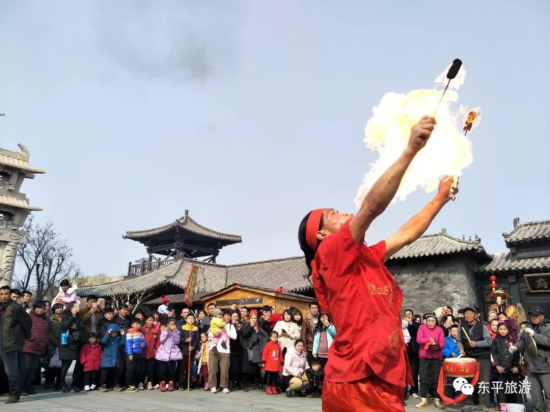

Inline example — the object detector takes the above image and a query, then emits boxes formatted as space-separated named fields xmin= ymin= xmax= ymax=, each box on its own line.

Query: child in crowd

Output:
xmin=100 ymin=324 xmax=125 ymax=392
xmin=158 ymin=296 xmax=170 ymax=316
xmin=491 ymin=321 xmax=522 ymax=408
xmin=125 ymin=318 xmax=146 ymax=392
xmin=442 ymin=324 xmax=460 ymax=400
xmin=195 ymin=332 xmax=210 ymax=390
xmin=156 ymin=320 xmax=182 ymax=392
xmin=262 ymin=331 xmax=283 ymax=395
xmin=80 ymin=332 xmax=102 ymax=391
xmin=209 ymin=309 xmax=227 ymax=350
xmin=140 ymin=315 xmax=160 ymax=390
xmin=53 ymin=280 xmax=78 ymax=309
xmin=305 ymin=358 xmax=324 ymax=398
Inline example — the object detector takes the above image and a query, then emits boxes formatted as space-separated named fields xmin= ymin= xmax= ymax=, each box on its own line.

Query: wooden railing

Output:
xmin=127 ymin=259 xmax=177 ymax=277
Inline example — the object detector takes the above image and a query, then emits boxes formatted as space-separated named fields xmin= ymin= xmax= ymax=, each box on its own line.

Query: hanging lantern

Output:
xmin=489 ymin=275 xmax=497 ymax=282
xmin=489 ymin=274 xmax=497 ymax=293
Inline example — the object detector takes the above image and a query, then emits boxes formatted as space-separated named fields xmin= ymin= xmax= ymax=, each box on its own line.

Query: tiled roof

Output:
xmin=503 ymin=218 xmax=550 ymax=246
xmin=0 ymin=194 xmax=42 ymax=211
xmin=0 ymin=144 xmax=46 ymax=174
xmin=389 ymin=229 xmax=489 ymax=260
xmin=480 ymin=253 xmax=550 ymax=273
xmin=123 ymin=210 xmax=242 ymax=244
xmin=79 ymin=255 xmax=310 ymax=297
xmin=227 ymin=258 xmax=311 ymax=293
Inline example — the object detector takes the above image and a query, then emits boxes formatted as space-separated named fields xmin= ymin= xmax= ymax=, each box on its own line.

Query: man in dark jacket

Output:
xmin=0 ymin=285 xmax=32 ymax=404
xmin=511 ymin=306 xmax=550 ymax=412
xmin=19 ymin=302 xmax=50 ymax=395
xmin=300 ymin=302 xmax=319 ymax=364
xmin=404 ymin=309 xmax=420 ymax=398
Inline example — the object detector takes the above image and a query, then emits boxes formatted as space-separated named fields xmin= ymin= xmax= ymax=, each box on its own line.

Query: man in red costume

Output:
xmin=298 ymin=115 xmax=459 ymax=411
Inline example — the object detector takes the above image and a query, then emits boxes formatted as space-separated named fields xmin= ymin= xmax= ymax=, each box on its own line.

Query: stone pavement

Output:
xmin=0 ymin=387 xmax=452 ymax=412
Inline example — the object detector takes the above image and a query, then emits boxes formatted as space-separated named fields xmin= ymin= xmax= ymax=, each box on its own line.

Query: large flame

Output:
xmin=354 ymin=63 xmax=481 ymax=208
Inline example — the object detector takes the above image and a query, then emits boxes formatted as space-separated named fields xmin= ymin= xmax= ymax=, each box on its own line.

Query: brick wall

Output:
xmin=387 ymin=255 xmax=482 ymax=316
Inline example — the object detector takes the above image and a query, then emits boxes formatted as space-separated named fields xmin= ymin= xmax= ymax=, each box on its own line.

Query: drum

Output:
xmin=443 ymin=357 xmax=478 ymax=378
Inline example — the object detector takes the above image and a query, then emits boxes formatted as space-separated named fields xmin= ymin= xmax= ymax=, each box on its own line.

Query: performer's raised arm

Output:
xmin=349 ymin=115 xmax=436 ymax=242
xmin=383 ymin=176 xmax=458 ymax=261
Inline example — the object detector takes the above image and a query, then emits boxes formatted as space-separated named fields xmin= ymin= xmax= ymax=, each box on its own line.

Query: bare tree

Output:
xmin=106 ymin=286 xmax=153 ymax=314
xmin=15 ymin=218 xmax=80 ymax=301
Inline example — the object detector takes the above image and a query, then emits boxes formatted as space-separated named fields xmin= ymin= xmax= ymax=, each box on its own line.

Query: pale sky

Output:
xmin=1 ymin=1 xmax=549 ymax=277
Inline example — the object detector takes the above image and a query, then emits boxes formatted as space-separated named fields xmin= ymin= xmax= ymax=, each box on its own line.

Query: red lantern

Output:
xmin=489 ymin=275 xmax=497 ymax=282
xmin=490 ymin=282 xmax=497 ymax=289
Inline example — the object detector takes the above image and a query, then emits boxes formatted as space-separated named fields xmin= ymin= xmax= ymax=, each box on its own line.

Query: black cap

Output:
xmin=462 ymin=306 xmax=478 ymax=314
xmin=89 ymin=332 xmax=98 ymax=339
xmin=528 ymin=306 xmax=544 ymax=316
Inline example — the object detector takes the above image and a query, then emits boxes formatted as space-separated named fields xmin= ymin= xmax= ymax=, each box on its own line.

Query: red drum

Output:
xmin=443 ymin=358 xmax=477 ymax=378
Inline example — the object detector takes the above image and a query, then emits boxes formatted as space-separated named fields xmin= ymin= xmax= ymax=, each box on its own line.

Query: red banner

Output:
xmin=184 ymin=265 xmax=199 ymax=306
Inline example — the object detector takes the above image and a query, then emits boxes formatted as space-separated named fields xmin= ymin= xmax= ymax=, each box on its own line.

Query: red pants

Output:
xmin=322 ymin=376 xmax=405 ymax=412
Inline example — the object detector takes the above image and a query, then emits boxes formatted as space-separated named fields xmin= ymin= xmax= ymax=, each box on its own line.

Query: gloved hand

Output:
xmin=509 ymin=345 xmax=518 ymax=353
xmin=524 ymin=327 xmax=535 ymax=336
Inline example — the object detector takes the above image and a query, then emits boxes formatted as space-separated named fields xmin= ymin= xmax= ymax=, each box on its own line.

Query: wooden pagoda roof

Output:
xmin=122 ymin=210 xmax=242 ymax=245
xmin=503 ymin=218 xmax=550 ymax=247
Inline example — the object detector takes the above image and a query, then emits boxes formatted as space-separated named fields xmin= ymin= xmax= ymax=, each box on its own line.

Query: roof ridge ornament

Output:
xmin=513 ymin=217 xmax=520 ymax=229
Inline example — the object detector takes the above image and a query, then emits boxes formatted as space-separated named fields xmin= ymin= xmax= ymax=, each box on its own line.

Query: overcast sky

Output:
xmin=1 ymin=1 xmax=549 ymax=277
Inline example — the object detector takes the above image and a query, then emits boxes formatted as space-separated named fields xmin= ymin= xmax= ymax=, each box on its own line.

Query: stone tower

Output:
xmin=0 ymin=142 xmax=45 ymax=286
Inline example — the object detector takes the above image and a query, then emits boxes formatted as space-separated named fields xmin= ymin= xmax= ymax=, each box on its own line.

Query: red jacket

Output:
xmin=269 ymin=313 xmax=283 ymax=331
xmin=140 ymin=325 xmax=160 ymax=359
xmin=80 ymin=343 xmax=102 ymax=372
xmin=22 ymin=311 xmax=50 ymax=355
xmin=262 ymin=341 xmax=283 ymax=372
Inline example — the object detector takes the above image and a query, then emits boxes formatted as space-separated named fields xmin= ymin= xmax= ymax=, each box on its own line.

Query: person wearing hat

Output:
xmin=415 ymin=313 xmax=445 ymax=408
xmin=510 ymin=306 xmax=550 ymax=412
xmin=456 ymin=306 xmax=492 ymax=411
xmin=158 ymin=296 xmax=170 ymax=316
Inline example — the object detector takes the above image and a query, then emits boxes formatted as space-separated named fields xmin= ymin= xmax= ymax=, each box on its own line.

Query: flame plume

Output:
xmin=354 ymin=64 xmax=481 ymax=208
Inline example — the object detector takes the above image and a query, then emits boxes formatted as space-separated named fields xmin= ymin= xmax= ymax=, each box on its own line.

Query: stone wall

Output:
xmin=387 ymin=255 xmax=482 ymax=315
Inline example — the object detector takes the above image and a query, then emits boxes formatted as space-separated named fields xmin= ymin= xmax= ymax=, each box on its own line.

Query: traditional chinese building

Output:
xmin=78 ymin=213 xmax=549 ymax=318
xmin=479 ymin=218 xmax=550 ymax=316
xmin=0 ymin=143 xmax=45 ymax=286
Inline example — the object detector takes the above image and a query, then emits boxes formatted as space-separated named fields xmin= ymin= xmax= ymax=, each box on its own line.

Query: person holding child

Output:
xmin=59 ymin=302 xmax=84 ymax=393
xmin=207 ymin=310 xmax=237 ymax=394
xmin=261 ymin=330 xmax=283 ymax=395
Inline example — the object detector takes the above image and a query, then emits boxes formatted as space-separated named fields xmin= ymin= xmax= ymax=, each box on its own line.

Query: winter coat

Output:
xmin=155 ymin=330 xmax=183 ymax=362
xmin=79 ymin=306 xmax=101 ymax=342
xmin=80 ymin=343 xmax=102 ymax=372
xmin=180 ymin=324 xmax=199 ymax=356
xmin=21 ymin=311 xmax=50 ymax=355
xmin=208 ymin=323 xmax=237 ymax=355
xmin=239 ymin=323 xmax=263 ymax=374
xmin=53 ymin=286 xmax=78 ymax=309
xmin=58 ymin=312 xmax=84 ymax=361
xmin=47 ymin=313 xmax=62 ymax=358
xmin=262 ymin=341 xmax=283 ymax=372
xmin=417 ymin=325 xmax=445 ymax=360
xmin=402 ymin=319 xmax=411 ymax=344
xmin=300 ymin=315 xmax=317 ymax=352
xmin=98 ymin=317 xmax=114 ymax=340
xmin=100 ymin=326 xmax=125 ymax=368
xmin=125 ymin=328 xmax=146 ymax=356
xmin=273 ymin=320 xmax=300 ymax=353
xmin=306 ymin=368 xmax=324 ymax=386
xmin=283 ymin=346 xmax=310 ymax=377
xmin=515 ymin=318 xmax=550 ymax=374
xmin=0 ymin=300 xmax=32 ymax=353
xmin=491 ymin=334 xmax=520 ymax=371
xmin=442 ymin=335 xmax=460 ymax=359
xmin=112 ymin=315 xmax=130 ymax=332
xmin=140 ymin=324 xmax=160 ymax=359
xmin=313 ymin=324 xmax=336 ymax=356
xmin=407 ymin=321 xmax=421 ymax=356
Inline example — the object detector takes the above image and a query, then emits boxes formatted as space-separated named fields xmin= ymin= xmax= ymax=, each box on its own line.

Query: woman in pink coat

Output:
xmin=415 ymin=313 xmax=445 ymax=408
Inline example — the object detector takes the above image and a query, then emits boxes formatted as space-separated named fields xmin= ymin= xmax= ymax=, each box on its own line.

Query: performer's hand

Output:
xmin=511 ymin=367 xmax=519 ymax=374
xmin=469 ymin=341 xmax=476 ymax=348
xmin=437 ymin=176 xmax=459 ymax=200
xmin=496 ymin=365 xmax=505 ymax=374
xmin=408 ymin=115 xmax=436 ymax=153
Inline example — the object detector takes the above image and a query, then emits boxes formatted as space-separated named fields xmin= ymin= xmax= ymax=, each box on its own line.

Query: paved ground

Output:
xmin=0 ymin=388 xmax=454 ymax=412
xmin=0 ymin=389 xmax=531 ymax=411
